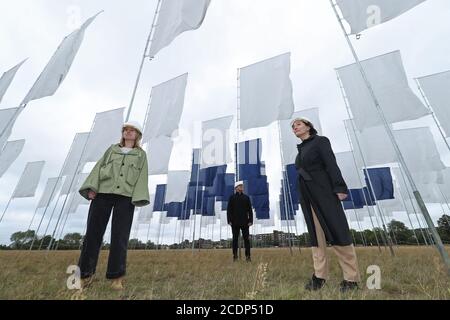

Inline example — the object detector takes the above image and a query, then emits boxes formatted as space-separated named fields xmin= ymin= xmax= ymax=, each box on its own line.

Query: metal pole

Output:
xmin=353 ymin=209 xmax=367 ymax=246
xmin=342 ymin=121 xmax=382 ymax=251
xmin=0 ymin=196 xmax=13 ymax=224
xmin=29 ymin=133 xmax=78 ymax=250
xmin=47 ymin=122 xmax=96 ymax=251
xmin=51 ymin=194 xmax=75 ymax=250
xmin=276 ymin=121 xmax=293 ymax=255
xmin=339 ymin=78 xmax=387 ymax=253
xmin=338 ymin=74 xmax=395 ymax=254
xmin=395 ymin=182 xmax=421 ymax=246
xmin=330 ymin=0 xmax=450 ymax=273
xmin=231 ymin=68 xmax=242 ymax=258
xmin=126 ymin=0 xmax=162 ymax=122
xmin=144 ymin=215 xmax=153 ymax=250
xmin=236 ymin=68 xmax=241 ymax=182
xmin=54 ymin=202 xmax=73 ymax=251
xmin=191 ymin=151 xmax=201 ymax=252
xmin=281 ymin=170 xmax=294 ymax=255
xmin=27 ymin=207 xmax=40 ymax=231
xmin=198 ymin=187 xmax=205 ymax=252
xmin=396 ymin=165 xmax=429 ymax=245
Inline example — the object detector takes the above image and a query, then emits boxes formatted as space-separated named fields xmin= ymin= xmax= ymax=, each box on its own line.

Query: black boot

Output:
xmin=246 ymin=256 xmax=251 ymax=262
xmin=339 ymin=280 xmax=358 ymax=293
xmin=305 ymin=274 xmax=326 ymax=291
xmin=233 ymin=255 xmax=238 ymax=262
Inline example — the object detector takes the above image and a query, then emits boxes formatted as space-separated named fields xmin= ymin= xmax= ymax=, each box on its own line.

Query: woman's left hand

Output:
xmin=336 ymin=193 xmax=348 ymax=201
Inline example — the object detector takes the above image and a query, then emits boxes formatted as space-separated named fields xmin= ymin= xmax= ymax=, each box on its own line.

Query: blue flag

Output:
xmin=364 ymin=167 xmax=394 ymax=201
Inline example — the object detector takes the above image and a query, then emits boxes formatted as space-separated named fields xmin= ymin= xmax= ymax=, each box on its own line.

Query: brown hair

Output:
xmin=292 ymin=119 xmax=318 ymax=136
xmin=119 ymin=127 xmax=142 ymax=148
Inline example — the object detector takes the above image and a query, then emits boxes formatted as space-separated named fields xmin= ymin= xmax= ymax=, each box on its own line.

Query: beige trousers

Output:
xmin=310 ymin=206 xmax=361 ymax=282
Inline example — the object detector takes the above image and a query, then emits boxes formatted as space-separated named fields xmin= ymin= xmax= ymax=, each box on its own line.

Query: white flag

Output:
xmin=438 ymin=168 xmax=450 ymax=200
xmin=345 ymin=120 xmax=445 ymax=173
xmin=337 ymin=51 xmax=429 ymax=131
xmin=138 ymin=194 xmax=156 ymax=223
xmin=64 ymin=192 xmax=85 ymax=214
xmin=82 ymin=108 xmax=124 ymax=163
xmin=394 ymin=127 xmax=445 ymax=173
xmin=200 ymin=215 xmax=216 ymax=228
xmin=68 ymin=173 xmax=90 ymax=213
xmin=149 ymin=0 xmax=211 ymax=57
xmin=143 ymin=74 xmax=188 ymax=142
xmin=22 ymin=12 xmax=101 ymax=105
xmin=380 ymin=197 xmax=404 ymax=213
xmin=12 ymin=161 xmax=45 ymax=198
xmin=147 ymin=136 xmax=174 ymax=175
xmin=417 ymin=71 xmax=450 ymax=137
xmin=165 ymin=171 xmax=190 ymax=203
xmin=280 ymin=108 xmax=322 ymax=165
xmin=201 ymin=115 xmax=233 ymax=169
xmin=344 ymin=119 xmax=397 ymax=166
xmin=335 ymin=151 xmax=364 ymax=189
xmin=60 ymin=170 xmax=89 ymax=196
xmin=0 ymin=107 xmax=22 ymax=150
xmin=239 ymin=53 xmax=294 ymax=131
xmin=61 ymin=132 xmax=90 ymax=176
xmin=37 ymin=177 xmax=63 ymax=209
xmin=0 ymin=139 xmax=25 ymax=178
xmin=336 ymin=0 xmax=427 ymax=34
xmin=0 ymin=59 xmax=27 ymax=104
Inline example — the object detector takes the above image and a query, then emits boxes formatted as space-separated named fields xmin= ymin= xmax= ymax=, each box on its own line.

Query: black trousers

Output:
xmin=78 ymin=193 xmax=135 ymax=279
xmin=231 ymin=225 xmax=251 ymax=258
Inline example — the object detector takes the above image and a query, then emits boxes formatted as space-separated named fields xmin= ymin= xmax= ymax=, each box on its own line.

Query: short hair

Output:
xmin=291 ymin=118 xmax=318 ymax=135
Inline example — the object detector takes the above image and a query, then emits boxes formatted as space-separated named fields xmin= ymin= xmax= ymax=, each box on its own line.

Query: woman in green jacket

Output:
xmin=78 ymin=121 xmax=150 ymax=290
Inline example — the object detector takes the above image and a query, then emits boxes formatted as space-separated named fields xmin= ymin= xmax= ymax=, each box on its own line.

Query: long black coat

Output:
xmin=295 ymin=134 xmax=352 ymax=246
xmin=227 ymin=193 xmax=253 ymax=227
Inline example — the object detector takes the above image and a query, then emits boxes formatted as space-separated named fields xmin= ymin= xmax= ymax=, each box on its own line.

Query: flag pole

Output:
xmin=29 ymin=132 xmax=83 ymax=251
xmin=144 ymin=211 xmax=153 ymax=250
xmin=279 ymin=125 xmax=302 ymax=253
xmin=395 ymin=182 xmax=421 ymax=246
xmin=341 ymin=125 xmax=382 ymax=252
xmin=192 ymin=150 xmax=201 ymax=253
xmin=341 ymin=105 xmax=396 ymax=257
xmin=46 ymin=120 xmax=95 ymax=251
xmin=235 ymin=68 xmax=243 ymax=259
xmin=330 ymin=0 xmax=450 ymax=273
xmin=396 ymin=164 xmax=432 ymax=245
xmin=337 ymin=74 xmax=391 ymax=253
xmin=0 ymin=195 xmax=14 ymax=224
xmin=276 ymin=121 xmax=294 ymax=255
xmin=126 ymin=0 xmax=162 ymax=122
xmin=198 ymin=184 xmax=205 ymax=252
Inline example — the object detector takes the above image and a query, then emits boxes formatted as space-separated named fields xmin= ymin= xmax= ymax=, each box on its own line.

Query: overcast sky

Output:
xmin=1 ymin=0 xmax=450 ymax=245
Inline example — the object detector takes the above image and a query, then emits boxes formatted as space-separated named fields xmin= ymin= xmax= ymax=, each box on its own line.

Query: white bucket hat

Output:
xmin=290 ymin=117 xmax=312 ymax=127
xmin=234 ymin=181 xmax=244 ymax=188
xmin=122 ymin=121 xmax=143 ymax=135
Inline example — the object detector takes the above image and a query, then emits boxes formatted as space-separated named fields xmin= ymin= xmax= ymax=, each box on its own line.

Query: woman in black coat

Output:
xmin=292 ymin=117 xmax=360 ymax=292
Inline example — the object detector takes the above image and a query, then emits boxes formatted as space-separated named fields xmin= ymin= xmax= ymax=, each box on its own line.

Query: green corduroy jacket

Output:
xmin=79 ymin=144 xmax=150 ymax=207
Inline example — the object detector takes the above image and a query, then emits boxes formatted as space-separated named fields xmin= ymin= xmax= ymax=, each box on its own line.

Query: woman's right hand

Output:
xmin=88 ymin=190 xmax=97 ymax=200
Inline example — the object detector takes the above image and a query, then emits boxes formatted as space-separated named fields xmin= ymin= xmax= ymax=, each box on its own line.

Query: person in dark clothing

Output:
xmin=227 ymin=181 xmax=253 ymax=262
xmin=292 ymin=117 xmax=360 ymax=293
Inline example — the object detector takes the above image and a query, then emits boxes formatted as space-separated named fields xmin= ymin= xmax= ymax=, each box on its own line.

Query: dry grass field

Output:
xmin=1 ymin=246 xmax=450 ymax=300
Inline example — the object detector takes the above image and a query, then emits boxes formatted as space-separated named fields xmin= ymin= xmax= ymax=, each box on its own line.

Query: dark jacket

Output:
xmin=295 ymin=134 xmax=352 ymax=246
xmin=227 ymin=192 xmax=253 ymax=227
